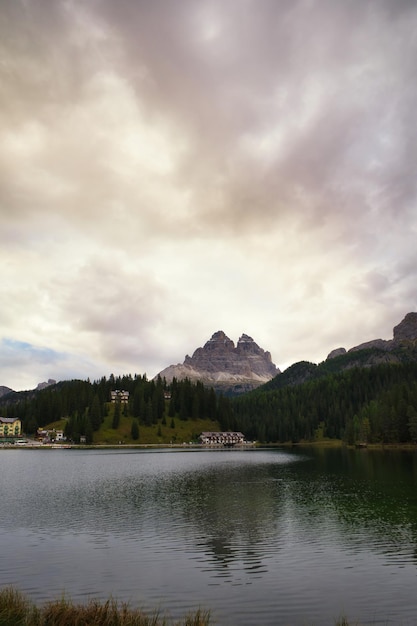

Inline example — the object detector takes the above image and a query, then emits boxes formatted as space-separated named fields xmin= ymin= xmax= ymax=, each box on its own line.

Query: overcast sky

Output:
xmin=1 ymin=0 xmax=417 ymax=391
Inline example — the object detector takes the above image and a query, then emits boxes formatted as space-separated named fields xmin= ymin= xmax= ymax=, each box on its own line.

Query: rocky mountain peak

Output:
xmin=236 ymin=334 xmax=275 ymax=368
xmin=236 ymin=334 xmax=258 ymax=353
xmin=393 ymin=312 xmax=417 ymax=342
xmin=157 ymin=331 xmax=280 ymax=394
xmin=327 ymin=347 xmax=347 ymax=360
xmin=326 ymin=312 xmax=417 ymax=362
xmin=201 ymin=331 xmax=235 ymax=352
xmin=36 ymin=379 xmax=57 ymax=391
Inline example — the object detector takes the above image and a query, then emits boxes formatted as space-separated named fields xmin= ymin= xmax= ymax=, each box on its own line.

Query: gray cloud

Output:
xmin=1 ymin=0 xmax=417 ymax=389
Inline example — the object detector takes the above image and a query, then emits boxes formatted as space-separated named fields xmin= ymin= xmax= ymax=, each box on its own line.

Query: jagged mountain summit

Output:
xmin=156 ymin=331 xmax=280 ymax=394
xmin=262 ymin=312 xmax=417 ymax=393
xmin=326 ymin=312 xmax=417 ymax=361
xmin=36 ymin=379 xmax=56 ymax=391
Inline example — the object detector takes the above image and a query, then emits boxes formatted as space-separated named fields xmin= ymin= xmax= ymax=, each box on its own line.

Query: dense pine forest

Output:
xmin=1 ymin=360 xmax=417 ymax=445
xmin=0 ymin=374 xmax=225 ymax=444
xmin=221 ymin=361 xmax=417 ymax=445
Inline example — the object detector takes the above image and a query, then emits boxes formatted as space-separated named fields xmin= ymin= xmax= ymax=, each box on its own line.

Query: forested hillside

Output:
xmin=223 ymin=362 xmax=417 ymax=444
xmin=2 ymin=361 xmax=417 ymax=446
xmin=0 ymin=374 xmax=226 ymax=444
xmin=260 ymin=345 xmax=417 ymax=393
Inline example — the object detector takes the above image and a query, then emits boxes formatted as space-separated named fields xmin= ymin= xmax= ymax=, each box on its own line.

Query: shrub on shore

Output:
xmin=0 ymin=588 xmax=210 ymax=626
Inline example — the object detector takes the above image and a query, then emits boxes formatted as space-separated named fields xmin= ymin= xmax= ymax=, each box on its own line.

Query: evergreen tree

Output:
xmin=25 ymin=416 xmax=38 ymax=436
xmin=407 ymin=405 xmax=417 ymax=442
xmin=154 ymin=376 xmax=166 ymax=421
xmin=131 ymin=419 xmax=139 ymax=440
xmin=84 ymin=418 xmax=93 ymax=444
xmin=192 ymin=394 xmax=200 ymax=420
xmin=89 ymin=394 xmax=102 ymax=431
xmin=144 ymin=400 xmax=153 ymax=426
xmin=112 ymin=402 xmax=121 ymax=429
xmin=133 ymin=386 xmax=143 ymax=418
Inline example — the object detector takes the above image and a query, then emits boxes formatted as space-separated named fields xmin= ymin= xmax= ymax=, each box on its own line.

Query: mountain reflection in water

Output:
xmin=0 ymin=447 xmax=417 ymax=625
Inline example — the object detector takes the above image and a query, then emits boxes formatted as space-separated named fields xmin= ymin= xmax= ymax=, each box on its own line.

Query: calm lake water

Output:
xmin=1 ymin=446 xmax=417 ymax=625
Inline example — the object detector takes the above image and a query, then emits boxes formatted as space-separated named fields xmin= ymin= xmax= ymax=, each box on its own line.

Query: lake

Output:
xmin=1 ymin=446 xmax=417 ymax=625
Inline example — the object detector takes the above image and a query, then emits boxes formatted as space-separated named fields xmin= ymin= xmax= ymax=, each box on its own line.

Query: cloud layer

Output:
xmin=1 ymin=0 xmax=417 ymax=390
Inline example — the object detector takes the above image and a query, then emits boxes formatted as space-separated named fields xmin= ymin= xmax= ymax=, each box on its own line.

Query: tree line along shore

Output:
xmin=1 ymin=360 xmax=417 ymax=447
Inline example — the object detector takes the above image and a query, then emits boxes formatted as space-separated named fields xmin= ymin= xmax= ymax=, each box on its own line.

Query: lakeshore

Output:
xmin=1 ymin=446 xmax=417 ymax=624
xmin=0 ymin=587 xmax=375 ymax=626
xmin=0 ymin=588 xmax=210 ymax=626
xmin=2 ymin=438 xmax=417 ymax=452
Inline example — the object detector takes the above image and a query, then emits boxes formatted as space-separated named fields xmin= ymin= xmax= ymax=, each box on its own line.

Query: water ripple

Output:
xmin=1 ymin=448 xmax=417 ymax=624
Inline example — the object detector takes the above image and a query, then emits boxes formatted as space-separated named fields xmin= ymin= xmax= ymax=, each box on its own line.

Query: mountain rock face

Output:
xmin=327 ymin=312 xmax=417 ymax=361
xmin=267 ymin=312 xmax=417 ymax=391
xmin=0 ymin=386 xmax=13 ymax=399
xmin=156 ymin=331 xmax=280 ymax=394
xmin=326 ymin=347 xmax=346 ymax=360
xmin=393 ymin=312 xmax=417 ymax=342
xmin=348 ymin=338 xmax=392 ymax=353
xmin=36 ymin=379 xmax=56 ymax=391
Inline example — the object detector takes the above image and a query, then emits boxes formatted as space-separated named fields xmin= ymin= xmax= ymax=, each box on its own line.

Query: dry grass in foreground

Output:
xmin=0 ymin=588 xmax=210 ymax=626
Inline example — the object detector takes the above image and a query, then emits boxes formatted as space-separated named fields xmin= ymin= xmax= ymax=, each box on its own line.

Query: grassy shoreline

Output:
xmin=0 ymin=588 xmax=368 ymax=625
xmin=0 ymin=588 xmax=210 ymax=626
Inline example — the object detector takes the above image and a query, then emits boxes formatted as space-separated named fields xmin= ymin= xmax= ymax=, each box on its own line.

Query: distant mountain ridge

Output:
xmin=0 ymin=386 xmax=13 ymax=399
xmin=3 ymin=314 xmax=417 ymax=398
xmin=262 ymin=312 xmax=417 ymax=392
xmin=156 ymin=330 xmax=280 ymax=395
xmin=156 ymin=314 xmax=417 ymax=395
xmin=327 ymin=312 xmax=417 ymax=358
xmin=0 ymin=379 xmax=57 ymax=398
xmin=36 ymin=379 xmax=56 ymax=391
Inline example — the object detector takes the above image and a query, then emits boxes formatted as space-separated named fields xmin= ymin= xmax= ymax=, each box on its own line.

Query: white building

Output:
xmin=110 ymin=390 xmax=129 ymax=404
xmin=199 ymin=431 xmax=245 ymax=446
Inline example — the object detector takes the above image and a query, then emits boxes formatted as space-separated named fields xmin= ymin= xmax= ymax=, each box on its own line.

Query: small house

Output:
xmin=54 ymin=430 xmax=65 ymax=441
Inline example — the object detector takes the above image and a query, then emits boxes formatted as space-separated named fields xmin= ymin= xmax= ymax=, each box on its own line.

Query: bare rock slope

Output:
xmin=157 ymin=331 xmax=280 ymax=394
xmin=327 ymin=312 xmax=417 ymax=361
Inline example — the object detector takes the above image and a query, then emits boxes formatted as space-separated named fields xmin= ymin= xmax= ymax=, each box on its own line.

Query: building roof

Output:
xmin=200 ymin=431 xmax=244 ymax=437
xmin=0 ymin=417 xmax=20 ymax=424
